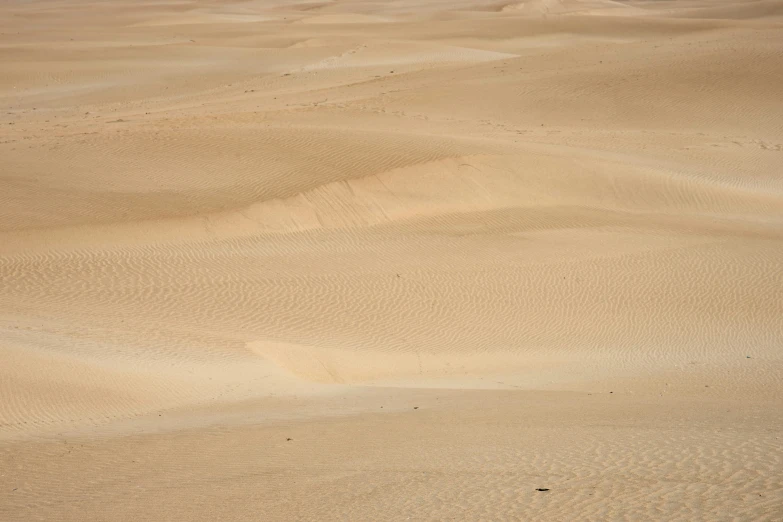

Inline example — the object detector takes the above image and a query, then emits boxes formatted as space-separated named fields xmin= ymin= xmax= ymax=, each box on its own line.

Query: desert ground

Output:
xmin=1 ymin=0 xmax=782 ymax=520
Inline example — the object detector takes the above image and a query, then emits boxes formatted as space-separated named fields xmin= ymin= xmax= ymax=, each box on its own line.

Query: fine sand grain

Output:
xmin=1 ymin=0 xmax=782 ymax=520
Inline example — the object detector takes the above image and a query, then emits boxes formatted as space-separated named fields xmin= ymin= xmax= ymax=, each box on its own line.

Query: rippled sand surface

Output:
xmin=1 ymin=0 xmax=782 ymax=520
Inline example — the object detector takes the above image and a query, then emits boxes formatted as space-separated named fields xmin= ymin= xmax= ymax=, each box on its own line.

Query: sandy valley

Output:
xmin=1 ymin=0 xmax=782 ymax=519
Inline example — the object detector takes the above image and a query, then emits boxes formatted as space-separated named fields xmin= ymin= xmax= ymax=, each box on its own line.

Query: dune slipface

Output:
xmin=1 ymin=0 xmax=782 ymax=520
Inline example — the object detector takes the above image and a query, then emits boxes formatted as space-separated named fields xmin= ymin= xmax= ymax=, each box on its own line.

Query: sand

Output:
xmin=1 ymin=0 xmax=782 ymax=520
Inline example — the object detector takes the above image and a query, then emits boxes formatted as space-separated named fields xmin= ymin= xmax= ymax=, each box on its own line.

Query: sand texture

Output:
xmin=1 ymin=0 xmax=782 ymax=520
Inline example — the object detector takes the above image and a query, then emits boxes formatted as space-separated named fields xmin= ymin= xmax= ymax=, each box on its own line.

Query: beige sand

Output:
xmin=1 ymin=0 xmax=782 ymax=519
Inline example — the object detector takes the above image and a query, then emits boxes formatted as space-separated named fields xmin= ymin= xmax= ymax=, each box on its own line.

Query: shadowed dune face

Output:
xmin=1 ymin=0 xmax=782 ymax=520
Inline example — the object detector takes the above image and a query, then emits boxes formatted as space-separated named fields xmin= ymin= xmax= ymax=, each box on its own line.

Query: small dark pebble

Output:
xmin=286 ymin=438 xmax=293 ymax=441
xmin=413 ymin=406 xmax=419 ymax=410
xmin=746 ymin=355 xmax=751 ymax=359
xmin=536 ymin=488 xmax=550 ymax=492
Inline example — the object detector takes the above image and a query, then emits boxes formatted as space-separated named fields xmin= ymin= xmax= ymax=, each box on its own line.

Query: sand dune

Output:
xmin=1 ymin=0 xmax=782 ymax=520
